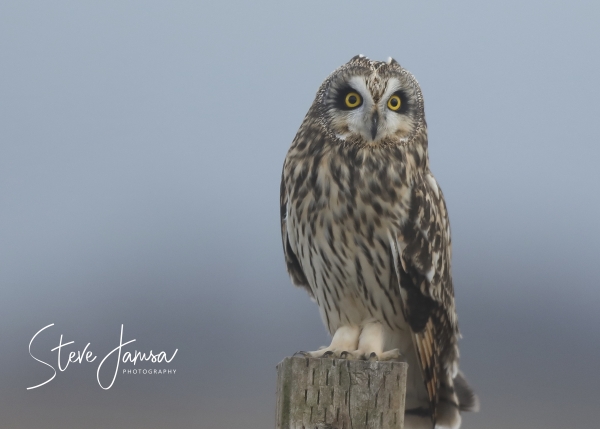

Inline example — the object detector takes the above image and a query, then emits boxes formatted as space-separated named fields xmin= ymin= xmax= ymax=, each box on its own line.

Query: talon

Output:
xmin=368 ymin=352 xmax=378 ymax=361
xmin=293 ymin=351 xmax=309 ymax=357
xmin=340 ymin=351 xmax=349 ymax=359
xmin=321 ymin=351 xmax=334 ymax=358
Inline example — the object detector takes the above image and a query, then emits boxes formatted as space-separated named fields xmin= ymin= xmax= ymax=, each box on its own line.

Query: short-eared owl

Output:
xmin=280 ymin=55 xmax=478 ymax=429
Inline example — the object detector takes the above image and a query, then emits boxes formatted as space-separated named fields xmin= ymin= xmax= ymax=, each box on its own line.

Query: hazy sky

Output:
xmin=1 ymin=1 xmax=599 ymax=428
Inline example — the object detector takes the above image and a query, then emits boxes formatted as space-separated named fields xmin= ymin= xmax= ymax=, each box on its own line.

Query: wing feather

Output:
xmin=280 ymin=169 xmax=312 ymax=296
xmin=392 ymin=173 xmax=459 ymax=420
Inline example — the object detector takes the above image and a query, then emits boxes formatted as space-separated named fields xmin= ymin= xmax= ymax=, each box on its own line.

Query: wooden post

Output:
xmin=275 ymin=357 xmax=407 ymax=429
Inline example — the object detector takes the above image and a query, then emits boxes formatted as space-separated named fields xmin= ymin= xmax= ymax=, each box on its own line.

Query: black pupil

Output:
xmin=348 ymin=95 xmax=357 ymax=104
xmin=391 ymin=98 xmax=399 ymax=107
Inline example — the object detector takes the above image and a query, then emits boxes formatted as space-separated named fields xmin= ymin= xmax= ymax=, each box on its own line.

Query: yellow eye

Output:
xmin=345 ymin=92 xmax=362 ymax=108
xmin=387 ymin=95 xmax=401 ymax=111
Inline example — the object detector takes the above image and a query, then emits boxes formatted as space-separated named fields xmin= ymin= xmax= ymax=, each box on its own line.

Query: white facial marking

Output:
xmin=334 ymin=76 xmax=374 ymax=141
xmin=346 ymin=76 xmax=414 ymax=142
xmin=375 ymin=77 xmax=415 ymax=141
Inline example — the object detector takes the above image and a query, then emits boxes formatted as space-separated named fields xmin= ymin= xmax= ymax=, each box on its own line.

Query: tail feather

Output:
xmin=454 ymin=371 xmax=479 ymax=412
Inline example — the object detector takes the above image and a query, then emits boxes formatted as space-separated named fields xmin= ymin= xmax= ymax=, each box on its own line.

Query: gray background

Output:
xmin=1 ymin=1 xmax=599 ymax=428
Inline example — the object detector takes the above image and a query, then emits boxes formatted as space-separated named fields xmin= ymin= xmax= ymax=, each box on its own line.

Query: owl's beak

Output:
xmin=370 ymin=111 xmax=379 ymax=140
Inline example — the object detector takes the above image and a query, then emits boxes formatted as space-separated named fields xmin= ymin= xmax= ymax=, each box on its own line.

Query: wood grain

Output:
xmin=276 ymin=357 xmax=407 ymax=429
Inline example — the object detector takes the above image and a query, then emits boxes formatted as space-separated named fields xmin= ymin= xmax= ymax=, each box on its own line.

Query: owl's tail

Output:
xmin=434 ymin=371 xmax=479 ymax=429
xmin=453 ymin=371 xmax=479 ymax=412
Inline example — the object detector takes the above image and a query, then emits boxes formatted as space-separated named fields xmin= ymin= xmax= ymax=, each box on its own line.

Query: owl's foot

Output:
xmin=294 ymin=348 xmax=403 ymax=362
xmin=293 ymin=348 xmax=353 ymax=359
xmin=292 ymin=349 xmax=359 ymax=359
xmin=292 ymin=324 xmax=403 ymax=361
xmin=294 ymin=325 xmax=362 ymax=359
xmin=331 ymin=348 xmax=401 ymax=361
xmin=374 ymin=348 xmax=404 ymax=361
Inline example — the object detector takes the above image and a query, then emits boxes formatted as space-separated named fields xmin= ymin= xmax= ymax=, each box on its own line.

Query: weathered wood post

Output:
xmin=276 ymin=357 xmax=407 ymax=429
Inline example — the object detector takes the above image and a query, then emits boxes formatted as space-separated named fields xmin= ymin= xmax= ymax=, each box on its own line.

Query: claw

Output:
xmin=321 ymin=350 xmax=334 ymax=358
xmin=293 ymin=351 xmax=310 ymax=357
xmin=340 ymin=351 xmax=349 ymax=359
xmin=342 ymin=351 xmax=362 ymax=360
xmin=368 ymin=352 xmax=378 ymax=361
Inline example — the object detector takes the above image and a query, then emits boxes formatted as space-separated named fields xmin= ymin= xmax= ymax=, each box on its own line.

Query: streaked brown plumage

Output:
xmin=280 ymin=55 xmax=478 ymax=428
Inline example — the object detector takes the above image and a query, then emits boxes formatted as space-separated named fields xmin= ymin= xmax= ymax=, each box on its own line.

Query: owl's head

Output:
xmin=315 ymin=55 xmax=425 ymax=147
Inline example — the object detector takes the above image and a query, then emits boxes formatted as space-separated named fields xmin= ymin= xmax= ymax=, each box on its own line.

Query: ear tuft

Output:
xmin=387 ymin=57 xmax=400 ymax=67
xmin=349 ymin=54 xmax=369 ymax=63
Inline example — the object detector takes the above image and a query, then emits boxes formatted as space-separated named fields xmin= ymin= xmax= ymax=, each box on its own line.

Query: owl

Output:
xmin=280 ymin=55 xmax=479 ymax=429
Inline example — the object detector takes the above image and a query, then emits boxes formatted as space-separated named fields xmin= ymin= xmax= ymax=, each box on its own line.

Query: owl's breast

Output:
xmin=285 ymin=149 xmax=413 ymax=335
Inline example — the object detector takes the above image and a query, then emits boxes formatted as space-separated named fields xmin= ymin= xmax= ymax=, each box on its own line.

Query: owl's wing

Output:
xmin=390 ymin=173 xmax=459 ymax=418
xmin=280 ymin=169 xmax=312 ymax=296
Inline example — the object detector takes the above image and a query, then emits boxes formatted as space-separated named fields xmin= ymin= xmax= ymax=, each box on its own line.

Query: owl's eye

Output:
xmin=387 ymin=95 xmax=401 ymax=111
xmin=344 ymin=92 xmax=362 ymax=109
